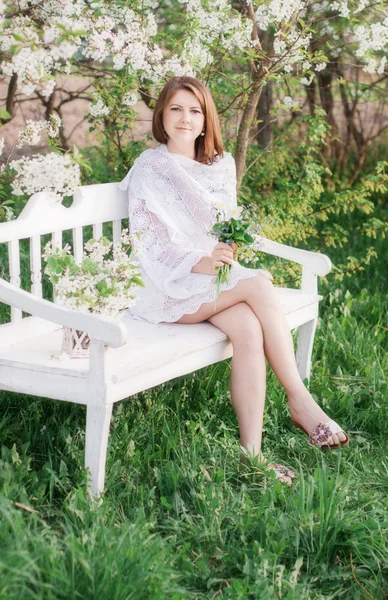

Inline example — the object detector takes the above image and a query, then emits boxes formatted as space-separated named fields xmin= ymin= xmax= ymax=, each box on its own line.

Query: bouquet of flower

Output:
xmin=211 ymin=201 xmax=267 ymax=310
xmin=43 ymin=229 xmax=144 ymax=318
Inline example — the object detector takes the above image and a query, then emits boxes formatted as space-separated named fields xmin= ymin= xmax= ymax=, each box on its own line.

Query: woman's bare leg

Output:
xmin=205 ymin=302 xmax=294 ymax=486
xmin=208 ymin=303 xmax=266 ymax=458
xmin=176 ymin=273 xmax=347 ymax=446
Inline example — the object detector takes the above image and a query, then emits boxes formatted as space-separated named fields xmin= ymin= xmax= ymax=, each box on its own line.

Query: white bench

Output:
xmin=0 ymin=182 xmax=332 ymax=497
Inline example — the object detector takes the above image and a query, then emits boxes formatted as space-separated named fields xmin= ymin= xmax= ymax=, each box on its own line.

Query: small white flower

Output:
xmin=282 ymin=95 xmax=300 ymax=109
xmin=230 ymin=206 xmax=243 ymax=219
xmin=122 ymin=91 xmax=138 ymax=106
xmin=4 ymin=206 xmax=15 ymax=221
xmin=89 ymin=98 xmax=110 ymax=117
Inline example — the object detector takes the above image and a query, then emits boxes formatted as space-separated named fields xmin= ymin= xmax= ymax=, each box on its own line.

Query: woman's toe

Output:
xmin=324 ymin=433 xmax=336 ymax=447
xmin=280 ymin=475 xmax=293 ymax=487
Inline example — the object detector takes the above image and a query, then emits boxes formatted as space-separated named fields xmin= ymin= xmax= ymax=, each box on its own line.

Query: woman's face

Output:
xmin=162 ymin=89 xmax=205 ymax=147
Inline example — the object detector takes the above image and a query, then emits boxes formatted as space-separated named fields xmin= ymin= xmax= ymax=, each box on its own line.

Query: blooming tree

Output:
xmin=0 ymin=0 xmax=387 ymax=287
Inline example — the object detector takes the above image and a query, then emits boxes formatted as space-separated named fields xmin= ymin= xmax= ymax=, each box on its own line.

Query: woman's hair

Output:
xmin=152 ymin=76 xmax=224 ymax=165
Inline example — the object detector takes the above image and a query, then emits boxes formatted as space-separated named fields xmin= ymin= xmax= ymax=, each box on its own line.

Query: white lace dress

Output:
xmin=118 ymin=143 xmax=273 ymax=324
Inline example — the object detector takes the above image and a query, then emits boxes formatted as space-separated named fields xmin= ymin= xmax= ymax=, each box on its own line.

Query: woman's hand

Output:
xmin=211 ymin=242 xmax=237 ymax=270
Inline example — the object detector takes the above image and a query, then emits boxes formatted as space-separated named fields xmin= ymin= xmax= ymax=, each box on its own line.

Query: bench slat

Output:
xmin=52 ymin=230 xmax=62 ymax=249
xmin=113 ymin=219 xmax=121 ymax=244
xmin=30 ymin=235 xmax=43 ymax=298
xmin=93 ymin=223 xmax=103 ymax=239
xmin=73 ymin=226 xmax=83 ymax=265
xmin=51 ymin=231 xmax=63 ymax=303
xmin=9 ymin=239 xmax=22 ymax=322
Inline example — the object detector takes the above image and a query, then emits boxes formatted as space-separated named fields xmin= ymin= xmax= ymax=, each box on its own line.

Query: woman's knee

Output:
xmin=209 ymin=302 xmax=264 ymax=349
xmin=240 ymin=272 xmax=276 ymax=302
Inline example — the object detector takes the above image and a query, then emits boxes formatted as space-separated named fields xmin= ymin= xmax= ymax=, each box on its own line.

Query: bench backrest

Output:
xmin=0 ymin=182 xmax=127 ymax=323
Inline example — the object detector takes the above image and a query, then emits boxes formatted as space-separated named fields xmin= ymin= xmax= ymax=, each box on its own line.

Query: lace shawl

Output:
xmin=118 ymin=143 xmax=272 ymax=323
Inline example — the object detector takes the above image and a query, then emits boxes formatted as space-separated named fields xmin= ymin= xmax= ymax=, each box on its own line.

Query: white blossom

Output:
xmin=4 ymin=206 xmax=15 ymax=221
xmin=282 ymin=95 xmax=300 ymax=109
xmin=122 ymin=91 xmax=139 ymax=106
xmin=89 ymin=98 xmax=110 ymax=117
xmin=9 ymin=153 xmax=81 ymax=202
xmin=43 ymin=230 xmax=143 ymax=317
xmin=377 ymin=56 xmax=387 ymax=74
xmin=300 ymin=74 xmax=314 ymax=86
xmin=16 ymin=116 xmax=62 ymax=149
xmin=331 ymin=1 xmax=350 ymax=18
xmin=255 ymin=0 xmax=307 ymax=30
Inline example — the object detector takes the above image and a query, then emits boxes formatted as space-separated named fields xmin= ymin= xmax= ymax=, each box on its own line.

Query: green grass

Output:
xmin=0 ymin=207 xmax=387 ymax=599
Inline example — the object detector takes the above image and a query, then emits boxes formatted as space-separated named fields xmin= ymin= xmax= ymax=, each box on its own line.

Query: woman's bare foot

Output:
xmin=288 ymin=390 xmax=348 ymax=447
xmin=239 ymin=452 xmax=296 ymax=486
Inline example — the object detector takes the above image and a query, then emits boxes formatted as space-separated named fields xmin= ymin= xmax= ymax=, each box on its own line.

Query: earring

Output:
xmin=201 ymin=130 xmax=205 ymax=136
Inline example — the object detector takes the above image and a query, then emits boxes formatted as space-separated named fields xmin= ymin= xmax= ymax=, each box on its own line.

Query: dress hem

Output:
xmin=125 ymin=267 xmax=273 ymax=325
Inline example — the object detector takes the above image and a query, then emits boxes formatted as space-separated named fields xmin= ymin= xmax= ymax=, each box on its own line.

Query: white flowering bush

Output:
xmin=43 ymin=229 xmax=145 ymax=318
xmin=9 ymin=152 xmax=81 ymax=202
xmin=16 ymin=115 xmax=62 ymax=149
xmin=0 ymin=0 xmax=386 ymax=204
xmin=0 ymin=0 xmax=386 ymax=282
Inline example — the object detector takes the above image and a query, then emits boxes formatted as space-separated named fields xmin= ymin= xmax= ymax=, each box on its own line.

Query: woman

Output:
xmin=119 ymin=76 xmax=349 ymax=486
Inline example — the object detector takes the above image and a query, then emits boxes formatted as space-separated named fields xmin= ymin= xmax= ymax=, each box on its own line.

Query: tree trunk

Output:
xmin=256 ymin=80 xmax=273 ymax=149
xmin=234 ymin=0 xmax=267 ymax=192
xmin=235 ymin=76 xmax=263 ymax=192
xmin=305 ymin=79 xmax=316 ymax=115
xmin=317 ymin=67 xmax=342 ymax=161
xmin=2 ymin=73 xmax=18 ymax=124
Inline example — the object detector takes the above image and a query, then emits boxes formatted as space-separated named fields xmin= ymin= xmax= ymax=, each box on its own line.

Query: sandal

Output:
xmin=266 ymin=463 xmax=297 ymax=487
xmin=240 ymin=451 xmax=297 ymax=486
xmin=292 ymin=418 xmax=350 ymax=449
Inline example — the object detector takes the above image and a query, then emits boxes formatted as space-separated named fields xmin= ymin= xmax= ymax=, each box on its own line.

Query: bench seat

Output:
xmin=0 ymin=287 xmax=322 ymax=405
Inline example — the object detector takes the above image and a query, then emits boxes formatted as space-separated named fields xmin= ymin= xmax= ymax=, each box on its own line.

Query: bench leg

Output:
xmin=85 ymin=404 xmax=113 ymax=497
xmin=296 ymin=318 xmax=318 ymax=387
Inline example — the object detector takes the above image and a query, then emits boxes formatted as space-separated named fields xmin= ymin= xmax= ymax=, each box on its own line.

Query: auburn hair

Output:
xmin=152 ymin=76 xmax=224 ymax=165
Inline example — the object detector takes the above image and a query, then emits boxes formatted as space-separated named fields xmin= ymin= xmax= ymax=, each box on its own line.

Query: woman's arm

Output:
xmin=129 ymin=196 xmax=210 ymax=299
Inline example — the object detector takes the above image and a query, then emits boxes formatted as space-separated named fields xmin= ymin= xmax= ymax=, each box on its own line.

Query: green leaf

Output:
xmin=96 ymin=281 xmax=107 ymax=293
xmin=160 ymin=496 xmax=173 ymax=510
xmin=47 ymin=257 xmax=58 ymax=270
xmin=0 ymin=109 xmax=12 ymax=121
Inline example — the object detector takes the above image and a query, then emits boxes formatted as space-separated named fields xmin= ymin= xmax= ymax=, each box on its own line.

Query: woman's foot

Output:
xmin=239 ymin=452 xmax=296 ymax=486
xmin=288 ymin=391 xmax=348 ymax=448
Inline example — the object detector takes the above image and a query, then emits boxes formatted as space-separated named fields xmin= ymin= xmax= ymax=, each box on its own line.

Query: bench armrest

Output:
xmin=0 ymin=278 xmax=128 ymax=348
xmin=257 ymin=236 xmax=332 ymax=276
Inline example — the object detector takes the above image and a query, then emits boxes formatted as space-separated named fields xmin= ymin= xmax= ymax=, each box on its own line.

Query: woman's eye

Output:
xmin=171 ymin=107 xmax=201 ymax=113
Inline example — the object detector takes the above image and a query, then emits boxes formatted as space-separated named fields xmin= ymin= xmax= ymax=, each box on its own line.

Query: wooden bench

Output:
xmin=0 ymin=182 xmax=332 ymax=497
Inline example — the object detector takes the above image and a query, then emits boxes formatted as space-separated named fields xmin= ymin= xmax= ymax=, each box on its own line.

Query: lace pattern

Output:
xmin=119 ymin=144 xmax=273 ymax=324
